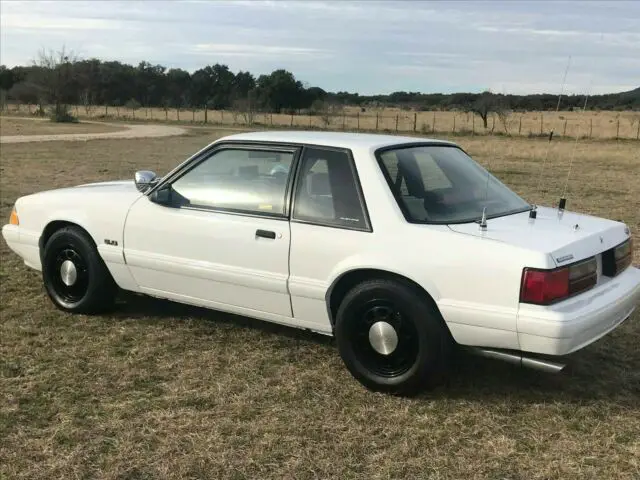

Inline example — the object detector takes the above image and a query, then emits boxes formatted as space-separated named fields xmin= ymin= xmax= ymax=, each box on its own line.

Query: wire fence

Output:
xmin=3 ymin=103 xmax=640 ymax=140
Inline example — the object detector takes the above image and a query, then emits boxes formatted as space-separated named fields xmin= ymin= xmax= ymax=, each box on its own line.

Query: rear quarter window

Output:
xmin=293 ymin=147 xmax=370 ymax=231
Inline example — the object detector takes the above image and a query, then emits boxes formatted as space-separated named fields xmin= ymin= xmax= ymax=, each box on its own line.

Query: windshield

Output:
xmin=377 ymin=145 xmax=530 ymax=224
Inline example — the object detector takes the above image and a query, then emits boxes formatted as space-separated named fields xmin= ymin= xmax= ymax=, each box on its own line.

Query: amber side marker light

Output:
xmin=9 ymin=207 xmax=19 ymax=225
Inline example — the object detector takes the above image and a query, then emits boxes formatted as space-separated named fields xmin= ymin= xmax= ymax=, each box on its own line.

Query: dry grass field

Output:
xmin=5 ymin=104 xmax=640 ymax=140
xmin=1 ymin=127 xmax=639 ymax=479
xmin=0 ymin=117 xmax=125 ymax=137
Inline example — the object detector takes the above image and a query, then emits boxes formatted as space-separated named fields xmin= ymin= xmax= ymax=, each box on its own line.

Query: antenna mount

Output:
xmin=479 ymin=207 xmax=488 ymax=230
xmin=558 ymin=197 xmax=566 ymax=210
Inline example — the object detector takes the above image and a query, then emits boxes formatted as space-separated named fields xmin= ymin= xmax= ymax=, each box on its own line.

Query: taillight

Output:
xmin=602 ymin=238 xmax=633 ymax=277
xmin=520 ymin=257 xmax=597 ymax=305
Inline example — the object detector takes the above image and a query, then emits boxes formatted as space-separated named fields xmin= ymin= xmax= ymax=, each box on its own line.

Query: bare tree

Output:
xmin=32 ymin=46 xmax=79 ymax=122
xmin=467 ymin=91 xmax=509 ymax=130
xmin=496 ymin=108 xmax=512 ymax=135
xmin=233 ymin=91 xmax=258 ymax=125
xmin=80 ymin=89 xmax=96 ymax=116
xmin=310 ymin=99 xmax=343 ymax=128
xmin=125 ymin=98 xmax=141 ymax=119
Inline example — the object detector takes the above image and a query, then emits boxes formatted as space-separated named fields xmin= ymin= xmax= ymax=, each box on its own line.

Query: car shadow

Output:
xmin=111 ymin=292 xmax=639 ymax=408
xmin=111 ymin=291 xmax=334 ymax=346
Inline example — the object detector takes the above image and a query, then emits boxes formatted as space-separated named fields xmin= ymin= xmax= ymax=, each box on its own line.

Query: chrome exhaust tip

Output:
xmin=466 ymin=347 xmax=566 ymax=373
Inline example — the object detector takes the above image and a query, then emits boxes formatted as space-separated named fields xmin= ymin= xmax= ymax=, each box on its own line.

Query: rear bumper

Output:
xmin=517 ymin=265 xmax=640 ymax=355
xmin=1 ymin=224 xmax=42 ymax=270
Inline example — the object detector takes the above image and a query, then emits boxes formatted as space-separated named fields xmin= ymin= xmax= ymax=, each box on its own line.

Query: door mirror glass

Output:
xmin=134 ymin=170 xmax=157 ymax=192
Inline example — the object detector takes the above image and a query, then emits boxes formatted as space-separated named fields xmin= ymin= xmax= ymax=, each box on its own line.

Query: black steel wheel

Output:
xmin=335 ymin=278 xmax=452 ymax=395
xmin=42 ymin=226 xmax=116 ymax=313
xmin=49 ymin=246 xmax=89 ymax=304
xmin=349 ymin=299 xmax=419 ymax=378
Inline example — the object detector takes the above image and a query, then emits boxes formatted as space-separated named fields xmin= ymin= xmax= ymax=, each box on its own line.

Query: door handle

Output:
xmin=256 ymin=229 xmax=276 ymax=239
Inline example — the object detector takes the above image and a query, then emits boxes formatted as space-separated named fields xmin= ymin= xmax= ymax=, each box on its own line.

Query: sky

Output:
xmin=1 ymin=0 xmax=639 ymax=95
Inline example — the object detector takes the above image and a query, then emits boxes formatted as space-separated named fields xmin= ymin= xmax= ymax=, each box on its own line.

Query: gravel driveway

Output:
xmin=0 ymin=123 xmax=187 ymax=143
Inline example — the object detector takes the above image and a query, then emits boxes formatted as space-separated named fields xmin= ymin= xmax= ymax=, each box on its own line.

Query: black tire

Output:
xmin=42 ymin=226 xmax=117 ymax=314
xmin=335 ymin=279 xmax=452 ymax=395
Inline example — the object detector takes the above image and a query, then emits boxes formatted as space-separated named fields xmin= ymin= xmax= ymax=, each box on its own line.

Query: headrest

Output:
xmin=309 ymin=172 xmax=331 ymax=195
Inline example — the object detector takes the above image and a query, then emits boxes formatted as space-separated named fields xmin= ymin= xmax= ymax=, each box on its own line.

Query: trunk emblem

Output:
xmin=556 ymin=254 xmax=574 ymax=263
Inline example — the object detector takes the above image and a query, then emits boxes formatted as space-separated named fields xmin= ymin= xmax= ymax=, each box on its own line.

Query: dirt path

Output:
xmin=0 ymin=121 xmax=187 ymax=144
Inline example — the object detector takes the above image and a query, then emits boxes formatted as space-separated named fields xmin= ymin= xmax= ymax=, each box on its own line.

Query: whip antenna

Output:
xmin=479 ymin=126 xmax=500 ymax=229
xmin=559 ymin=80 xmax=592 ymax=211
xmin=533 ymin=55 xmax=572 ymax=212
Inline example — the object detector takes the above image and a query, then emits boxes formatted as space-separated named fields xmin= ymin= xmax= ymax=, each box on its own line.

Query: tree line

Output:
xmin=0 ymin=48 xmax=638 ymax=123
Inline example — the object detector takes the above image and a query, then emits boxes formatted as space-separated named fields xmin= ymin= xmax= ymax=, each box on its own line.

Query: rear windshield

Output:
xmin=377 ymin=145 xmax=530 ymax=224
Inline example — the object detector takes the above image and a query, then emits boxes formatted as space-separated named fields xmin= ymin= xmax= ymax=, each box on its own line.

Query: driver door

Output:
xmin=123 ymin=144 xmax=298 ymax=318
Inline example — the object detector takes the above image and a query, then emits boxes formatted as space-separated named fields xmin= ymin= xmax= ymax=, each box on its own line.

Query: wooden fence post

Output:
xmin=616 ymin=119 xmax=620 ymax=140
xmin=637 ymin=119 xmax=640 ymax=140
xmin=518 ymin=116 xmax=522 ymax=135
xmin=376 ymin=113 xmax=379 ymax=131
xmin=290 ymin=113 xmax=294 ymax=126
xmin=395 ymin=114 xmax=399 ymax=132
xmin=432 ymin=112 xmax=436 ymax=133
xmin=105 ymin=105 xmax=108 ymax=116
xmin=357 ymin=112 xmax=360 ymax=131
xmin=175 ymin=108 xmax=178 ymax=121
xmin=204 ymin=108 xmax=208 ymax=123
xmin=192 ymin=110 xmax=195 ymax=122
xmin=221 ymin=110 xmax=224 ymax=122
xmin=563 ymin=119 xmax=567 ymax=136
xmin=270 ymin=113 xmax=273 ymax=126
xmin=589 ymin=118 xmax=593 ymax=138
xmin=452 ymin=115 xmax=456 ymax=133
xmin=540 ymin=114 xmax=543 ymax=135
xmin=472 ymin=114 xmax=475 ymax=135
xmin=343 ymin=114 xmax=346 ymax=130
xmin=413 ymin=112 xmax=417 ymax=132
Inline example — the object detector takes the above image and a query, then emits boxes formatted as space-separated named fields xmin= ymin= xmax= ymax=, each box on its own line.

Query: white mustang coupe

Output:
xmin=3 ymin=131 xmax=639 ymax=394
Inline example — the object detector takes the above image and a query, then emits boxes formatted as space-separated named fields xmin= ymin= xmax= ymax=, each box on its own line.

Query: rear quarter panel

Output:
xmin=289 ymin=145 xmax=551 ymax=349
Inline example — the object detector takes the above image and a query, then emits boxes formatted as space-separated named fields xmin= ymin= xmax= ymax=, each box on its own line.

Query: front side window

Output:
xmin=171 ymin=148 xmax=295 ymax=215
xmin=293 ymin=147 xmax=369 ymax=230
xmin=378 ymin=145 xmax=530 ymax=224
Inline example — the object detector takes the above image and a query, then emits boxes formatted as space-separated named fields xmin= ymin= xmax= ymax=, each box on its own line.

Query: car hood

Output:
xmin=448 ymin=205 xmax=630 ymax=266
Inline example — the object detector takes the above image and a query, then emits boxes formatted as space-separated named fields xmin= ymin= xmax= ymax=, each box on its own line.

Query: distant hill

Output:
xmin=336 ymin=87 xmax=640 ymax=112
xmin=586 ymin=87 xmax=640 ymax=110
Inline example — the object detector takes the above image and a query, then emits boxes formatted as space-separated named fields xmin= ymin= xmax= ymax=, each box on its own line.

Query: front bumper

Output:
xmin=2 ymin=224 xmax=42 ymax=270
xmin=517 ymin=265 xmax=640 ymax=355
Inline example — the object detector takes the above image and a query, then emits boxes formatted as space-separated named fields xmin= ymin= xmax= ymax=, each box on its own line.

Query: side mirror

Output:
xmin=134 ymin=170 xmax=157 ymax=192
xmin=149 ymin=184 xmax=172 ymax=205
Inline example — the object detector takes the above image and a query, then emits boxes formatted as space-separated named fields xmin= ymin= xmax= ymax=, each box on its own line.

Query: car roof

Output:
xmin=216 ymin=130 xmax=458 ymax=151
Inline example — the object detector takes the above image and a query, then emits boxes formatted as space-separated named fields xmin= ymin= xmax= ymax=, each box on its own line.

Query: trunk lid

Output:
xmin=448 ymin=206 xmax=630 ymax=266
